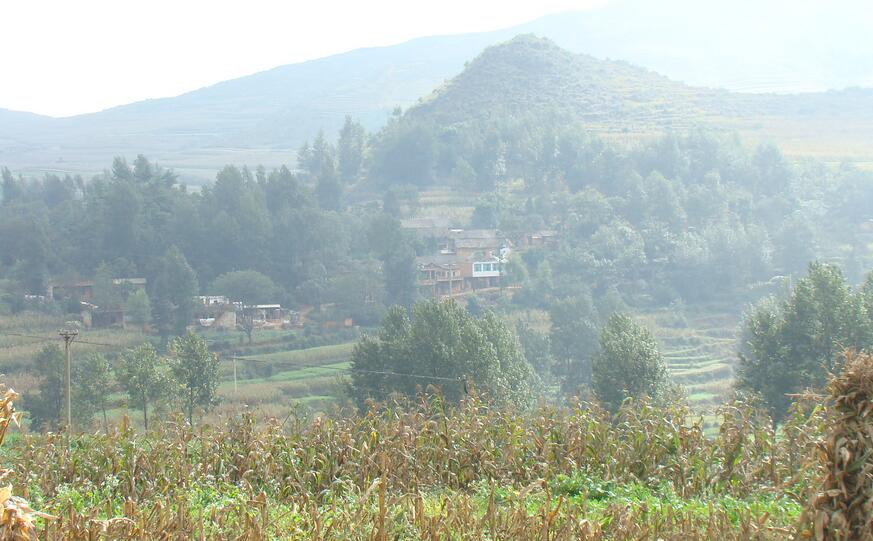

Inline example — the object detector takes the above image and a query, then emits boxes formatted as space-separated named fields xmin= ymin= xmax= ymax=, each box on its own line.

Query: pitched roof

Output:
xmin=416 ymin=254 xmax=462 ymax=267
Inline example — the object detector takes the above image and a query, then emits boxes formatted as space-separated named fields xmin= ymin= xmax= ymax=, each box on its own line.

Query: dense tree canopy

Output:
xmin=736 ymin=262 xmax=873 ymax=418
xmin=349 ymin=300 xmax=538 ymax=409
xmin=593 ymin=314 xmax=668 ymax=412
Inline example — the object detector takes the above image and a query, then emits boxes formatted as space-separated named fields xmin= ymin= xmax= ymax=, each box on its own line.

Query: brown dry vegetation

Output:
xmin=799 ymin=351 xmax=873 ymax=540
xmin=0 ymin=394 xmax=826 ymax=540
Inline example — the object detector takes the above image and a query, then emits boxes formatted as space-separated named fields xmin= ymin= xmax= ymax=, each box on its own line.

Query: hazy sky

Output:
xmin=0 ymin=0 xmax=608 ymax=117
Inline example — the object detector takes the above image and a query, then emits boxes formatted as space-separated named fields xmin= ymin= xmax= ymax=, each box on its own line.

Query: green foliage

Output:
xmin=367 ymin=215 xmax=417 ymax=309
xmin=73 ymin=353 xmax=114 ymax=430
xmin=593 ymin=314 xmax=668 ymax=412
xmin=24 ymin=344 xmax=106 ymax=431
xmin=549 ymin=295 xmax=600 ymax=391
xmin=115 ymin=343 xmax=172 ymax=430
xmin=370 ymin=122 xmax=436 ymax=187
xmin=152 ymin=247 xmax=198 ymax=340
xmin=337 ymin=116 xmax=366 ymax=184
xmin=349 ymin=301 xmax=538 ymax=409
xmin=125 ymin=289 xmax=152 ymax=327
xmin=168 ymin=333 xmax=220 ymax=425
xmin=90 ymin=262 xmax=123 ymax=312
xmin=25 ymin=344 xmax=65 ymax=431
xmin=515 ymin=321 xmax=553 ymax=380
xmin=736 ymin=262 xmax=873 ymax=418
xmin=210 ymin=270 xmax=277 ymax=305
xmin=5 ymin=396 xmax=823 ymax=538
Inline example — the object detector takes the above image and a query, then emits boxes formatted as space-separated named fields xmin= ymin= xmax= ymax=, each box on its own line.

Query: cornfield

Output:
xmin=0 ymin=390 xmax=833 ymax=540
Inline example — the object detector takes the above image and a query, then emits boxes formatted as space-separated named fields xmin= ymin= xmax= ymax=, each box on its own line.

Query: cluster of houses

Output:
xmin=44 ymin=278 xmax=300 ymax=331
xmin=195 ymin=296 xmax=301 ymax=331
xmin=46 ymin=277 xmax=147 ymax=328
xmin=43 ymin=219 xmax=560 ymax=328
xmin=403 ymin=218 xmax=557 ymax=299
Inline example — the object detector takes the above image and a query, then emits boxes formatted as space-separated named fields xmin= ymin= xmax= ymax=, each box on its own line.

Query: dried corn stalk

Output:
xmin=799 ymin=351 xmax=873 ymax=541
xmin=0 ymin=388 xmax=54 ymax=541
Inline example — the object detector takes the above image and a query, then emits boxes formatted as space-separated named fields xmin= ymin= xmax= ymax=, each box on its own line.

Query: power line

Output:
xmin=0 ymin=331 xmax=126 ymax=348
xmin=1 ymin=330 xmax=464 ymax=384
xmin=229 ymin=354 xmax=464 ymax=384
xmin=0 ymin=331 xmax=58 ymax=343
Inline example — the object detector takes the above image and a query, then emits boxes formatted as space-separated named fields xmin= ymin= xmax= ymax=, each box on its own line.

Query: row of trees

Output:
xmin=737 ymin=262 xmax=873 ymax=418
xmin=26 ymin=333 xmax=220 ymax=430
xmin=5 ymin=122 xmax=873 ymax=329
xmin=0 ymin=146 xmax=420 ymax=330
xmin=349 ymin=299 xmax=669 ymax=412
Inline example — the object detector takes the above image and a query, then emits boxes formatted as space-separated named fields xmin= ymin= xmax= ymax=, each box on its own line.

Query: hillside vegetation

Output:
xmin=407 ymin=36 xmax=873 ymax=155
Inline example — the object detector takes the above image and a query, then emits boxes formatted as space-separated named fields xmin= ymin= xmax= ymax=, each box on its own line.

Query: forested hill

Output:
xmin=407 ymin=35 xmax=873 ymax=135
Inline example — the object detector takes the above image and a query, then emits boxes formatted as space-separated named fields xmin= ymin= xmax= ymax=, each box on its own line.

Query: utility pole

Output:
xmin=59 ymin=328 xmax=78 ymax=443
xmin=232 ymin=355 xmax=238 ymax=394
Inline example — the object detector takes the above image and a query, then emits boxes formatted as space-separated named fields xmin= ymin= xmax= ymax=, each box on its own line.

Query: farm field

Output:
xmin=1 ymin=388 xmax=824 ymax=539
xmin=0 ymin=302 xmax=743 ymax=431
xmin=641 ymin=308 xmax=740 ymax=411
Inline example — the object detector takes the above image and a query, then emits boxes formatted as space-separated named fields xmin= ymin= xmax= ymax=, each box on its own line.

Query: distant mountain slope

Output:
xmin=0 ymin=31 xmax=516 ymax=181
xmin=2 ymin=1 xmax=872 ymax=180
xmin=408 ymin=35 xmax=712 ymax=129
xmin=406 ymin=36 xmax=873 ymax=149
xmin=527 ymin=0 xmax=873 ymax=94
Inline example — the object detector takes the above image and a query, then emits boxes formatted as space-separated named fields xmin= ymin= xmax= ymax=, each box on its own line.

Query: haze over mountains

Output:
xmin=2 ymin=0 xmax=872 ymax=182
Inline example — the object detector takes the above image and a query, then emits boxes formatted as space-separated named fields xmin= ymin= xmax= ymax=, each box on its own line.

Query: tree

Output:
xmin=736 ymin=262 xmax=870 ymax=418
xmin=25 ymin=345 xmax=65 ymax=431
xmin=502 ymin=254 xmax=529 ymax=286
xmin=91 ymin=262 xmax=122 ymax=311
xmin=592 ymin=314 xmax=667 ymax=412
xmin=316 ymin=173 xmax=343 ymax=211
xmin=516 ymin=321 xmax=554 ymax=379
xmin=349 ymin=301 xmax=537 ymax=409
xmin=370 ymin=123 xmax=436 ymax=187
xmin=211 ymin=270 xmax=277 ymax=305
xmin=1 ymin=167 xmax=21 ymax=204
xmin=115 ymin=343 xmax=171 ymax=430
xmin=368 ymin=215 xmax=417 ymax=308
xmin=110 ymin=156 xmax=133 ymax=182
xmin=25 ymin=344 xmax=105 ymax=431
xmin=168 ymin=333 xmax=220 ymax=425
xmin=133 ymin=154 xmax=154 ymax=183
xmin=549 ymin=295 xmax=601 ymax=392
xmin=384 ymin=249 xmax=417 ymax=309
xmin=337 ymin=116 xmax=366 ymax=183
xmin=470 ymin=200 xmax=499 ymax=229
xmin=74 ymin=354 xmax=114 ymax=431
xmin=152 ymin=247 xmax=199 ymax=341
xmin=298 ymin=131 xmax=336 ymax=181
xmin=125 ymin=289 xmax=152 ymax=329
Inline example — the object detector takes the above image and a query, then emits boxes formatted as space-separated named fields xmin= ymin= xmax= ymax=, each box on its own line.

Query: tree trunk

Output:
xmin=143 ymin=400 xmax=149 ymax=431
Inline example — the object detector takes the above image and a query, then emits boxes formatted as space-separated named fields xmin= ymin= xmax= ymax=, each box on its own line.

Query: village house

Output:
xmin=47 ymin=277 xmax=147 ymax=329
xmin=416 ymin=254 xmax=465 ymax=298
xmin=447 ymin=229 xmax=504 ymax=259
xmin=46 ymin=277 xmax=147 ymax=302
xmin=522 ymin=229 xmax=559 ymax=248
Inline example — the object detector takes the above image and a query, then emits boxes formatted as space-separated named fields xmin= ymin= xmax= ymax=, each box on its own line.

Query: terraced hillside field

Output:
xmin=639 ymin=308 xmax=740 ymax=412
xmin=413 ymin=188 xmax=476 ymax=224
xmin=216 ymin=342 xmax=356 ymax=417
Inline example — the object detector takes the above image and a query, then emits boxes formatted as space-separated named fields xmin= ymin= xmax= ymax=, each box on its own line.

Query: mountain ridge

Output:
xmin=2 ymin=4 xmax=873 ymax=180
xmin=406 ymin=35 xmax=873 ymax=138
